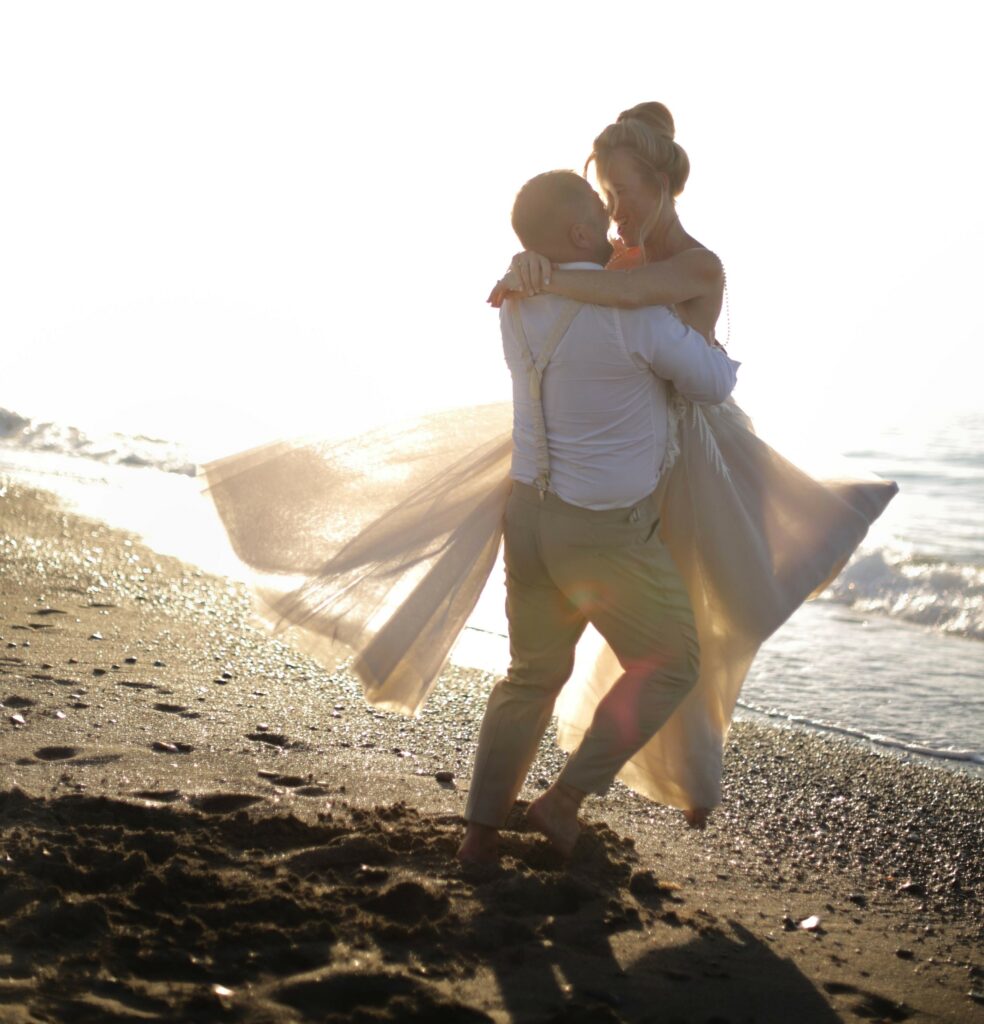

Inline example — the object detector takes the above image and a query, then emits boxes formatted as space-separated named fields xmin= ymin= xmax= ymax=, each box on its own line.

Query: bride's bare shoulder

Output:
xmin=669 ymin=246 xmax=724 ymax=284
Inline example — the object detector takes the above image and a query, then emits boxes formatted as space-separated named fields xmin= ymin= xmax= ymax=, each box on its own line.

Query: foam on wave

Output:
xmin=0 ymin=407 xmax=196 ymax=477
xmin=819 ymin=548 xmax=984 ymax=641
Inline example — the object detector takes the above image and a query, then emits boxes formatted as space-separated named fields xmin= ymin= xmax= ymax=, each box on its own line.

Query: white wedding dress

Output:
xmin=202 ymin=395 xmax=897 ymax=812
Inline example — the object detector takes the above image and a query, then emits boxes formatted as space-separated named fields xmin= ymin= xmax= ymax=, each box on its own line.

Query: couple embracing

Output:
xmin=204 ymin=102 xmax=896 ymax=866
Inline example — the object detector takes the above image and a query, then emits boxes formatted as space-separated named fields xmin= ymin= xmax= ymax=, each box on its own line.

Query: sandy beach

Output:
xmin=1 ymin=479 xmax=981 ymax=1023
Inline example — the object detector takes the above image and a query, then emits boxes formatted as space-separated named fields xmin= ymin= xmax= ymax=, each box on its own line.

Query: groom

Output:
xmin=457 ymin=170 xmax=739 ymax=864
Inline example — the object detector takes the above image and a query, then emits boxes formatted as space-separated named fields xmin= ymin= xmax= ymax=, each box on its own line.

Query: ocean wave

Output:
xmin=818 ymin=548 xmax=984 ymax=641
xmin=3 ymin=408 xmax=982 ymax=644
xmin=0 ymin=407 xmax=196 ymax=477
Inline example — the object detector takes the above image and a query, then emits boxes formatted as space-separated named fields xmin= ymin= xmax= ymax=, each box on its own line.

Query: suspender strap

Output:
xmin=508 ymin=300 xmax=581 ymax=498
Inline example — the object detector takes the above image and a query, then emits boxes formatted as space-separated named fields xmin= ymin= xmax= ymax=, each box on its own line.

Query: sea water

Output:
xmin=1 ymin=404 xmax=981 ymax=776
xmin=739 ymin=412 xmax=983 ymax=769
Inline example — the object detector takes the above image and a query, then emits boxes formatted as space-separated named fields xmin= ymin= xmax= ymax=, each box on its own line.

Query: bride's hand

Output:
xmin=487 ymin=250 xmax=554 ymax=307
xmin=512 ymin=250 xmax=552 ymax=294
xmin=487 ymin=268 xmax=522 ymax=308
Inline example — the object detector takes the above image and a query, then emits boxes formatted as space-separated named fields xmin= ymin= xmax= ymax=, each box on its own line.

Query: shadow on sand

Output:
xmin=0 ymin=789 xmax=899 ymax=1022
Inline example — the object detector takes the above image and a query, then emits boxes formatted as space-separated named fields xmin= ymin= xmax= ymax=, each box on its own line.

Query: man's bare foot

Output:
xmin=456 ymin=823 xmax=500 ymax=866
xmin=527 ymin=783 xmax=584 ymax=857
xmin=683 ymin=807 xmax=710 ymax=829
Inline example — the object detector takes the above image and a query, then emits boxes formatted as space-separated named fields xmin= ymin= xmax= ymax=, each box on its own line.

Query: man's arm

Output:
xmin=620 ymin=307 xmax=739 ymax=404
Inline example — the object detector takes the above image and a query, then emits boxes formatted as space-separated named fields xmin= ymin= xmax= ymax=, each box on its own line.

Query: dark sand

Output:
xmin=1 ymin=479 xmax=982 ymax=1023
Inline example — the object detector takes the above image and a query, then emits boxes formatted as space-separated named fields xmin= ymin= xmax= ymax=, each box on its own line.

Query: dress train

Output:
xmin=201 ymin=397 xmax=896 ymax=811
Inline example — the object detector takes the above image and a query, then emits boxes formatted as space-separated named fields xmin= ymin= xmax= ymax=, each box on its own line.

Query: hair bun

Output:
xmin=617 ymin=101 xmax=675 ymax=141
xmin=591 ymin=101 xmax=690 ymax=199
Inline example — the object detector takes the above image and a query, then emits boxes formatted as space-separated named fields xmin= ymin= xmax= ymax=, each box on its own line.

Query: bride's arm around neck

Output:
xmin=544 ymin=247 xmax=724 ymax=309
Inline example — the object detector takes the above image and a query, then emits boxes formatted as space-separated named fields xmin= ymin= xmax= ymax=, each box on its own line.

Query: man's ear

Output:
xmin=569 ymin=222 xmax=589 ymax=250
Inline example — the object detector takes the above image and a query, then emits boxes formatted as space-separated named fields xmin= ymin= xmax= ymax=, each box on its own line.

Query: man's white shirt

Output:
xmin=502 ymin=261 xmax=740 ymax=511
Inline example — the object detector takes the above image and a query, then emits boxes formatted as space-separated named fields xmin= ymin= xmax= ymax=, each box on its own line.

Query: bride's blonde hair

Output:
xmin=587 ymin=101 xmax=690 ymax=258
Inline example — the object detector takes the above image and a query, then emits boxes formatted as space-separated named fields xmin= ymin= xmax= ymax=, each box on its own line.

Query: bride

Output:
xmin=202 ymin=103 xmax=897 ymax=831
xmin=490 ymin=101 xmax=740 ymax=829
xmin=491 ymin=102 xmax=724 ymax=352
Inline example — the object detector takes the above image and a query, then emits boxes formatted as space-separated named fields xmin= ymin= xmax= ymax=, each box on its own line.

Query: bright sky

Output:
xmin=2 ymin=0 xmax=981 ymax=461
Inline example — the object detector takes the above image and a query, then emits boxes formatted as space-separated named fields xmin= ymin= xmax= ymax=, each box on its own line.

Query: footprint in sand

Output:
xmin=822 ymin=981 xmax=915 ymax=1021
xmin=361 ymin=880 xmax=450 ymax=923
xmin=286 ymin=835 xmax=395 ymax=872
xmin=190 ymin=793 xmax=265 ymax=814
xmin=257 ymin=772 xmax=307 ymax=788
xmin=628 ymin=870 xmax=681 ymax=902
xmin=275 ymin=974 xmax=419 ymax=1017
xmin=63 ymin=753 xmax=122 ymax=767
xmin=247 ymin=732 xmax=294 ymax=748
xmin=273 ymin=972 xmax=485 ymax=1022
xmin=295 ymin=785 xmax=334 ymax=797
xmin=132 ymin=789 xmax=182 ymax=802
xmin=2 ymin=695 xmax=36 ymax=709
xmin=152 ymin=703 xmax=201 ymax=719
xmin=34 ymin=746 xmax=79 ymax=761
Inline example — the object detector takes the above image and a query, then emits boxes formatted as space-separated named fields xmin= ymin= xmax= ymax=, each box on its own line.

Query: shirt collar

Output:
xmin=556 ymin=261 xmax=604 ymax=270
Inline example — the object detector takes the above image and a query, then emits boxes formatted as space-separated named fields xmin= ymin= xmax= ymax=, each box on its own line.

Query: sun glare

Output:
xmin=0 ymin=1 xmax=980 ymax=456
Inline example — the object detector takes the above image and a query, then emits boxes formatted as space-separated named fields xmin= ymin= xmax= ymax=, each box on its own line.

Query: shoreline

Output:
xmin=1 ymin=479 xmax=982 ymax=1022
xmin=730 ymin=703 xmax=984 ymax=781
xmin=4 ymin=442 xmax=983 ymax=775
xmin=6 ymin=444 xmax=982 ymax=781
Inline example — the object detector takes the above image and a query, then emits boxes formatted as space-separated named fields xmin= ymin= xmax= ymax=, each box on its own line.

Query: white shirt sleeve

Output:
xmin=616 ymin=306 xmax=740 ymax=404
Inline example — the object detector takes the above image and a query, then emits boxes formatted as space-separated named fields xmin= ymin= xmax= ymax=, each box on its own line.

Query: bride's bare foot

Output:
xmin=527 ymin=782 xmax=584 ymax=857
xmin=456 ymin=823 xmax=500 ymax=866
xmin=683 ymin=807 xmax=710 ymax=830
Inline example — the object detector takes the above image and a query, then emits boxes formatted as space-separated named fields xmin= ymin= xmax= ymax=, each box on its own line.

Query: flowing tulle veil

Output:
xmin=556 ymin=396 xmax=896 ymax=808
xmin=201 ymin=230 xmax=896 ymax=814
xmin=202 ymin=384 xmax=896 ymax=812
xmin=201 ymin=404 xmax=514 ymax=712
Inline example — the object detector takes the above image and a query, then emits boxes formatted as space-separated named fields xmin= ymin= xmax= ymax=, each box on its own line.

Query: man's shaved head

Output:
xmin=511 ymin=170 xmax=611 ymax=263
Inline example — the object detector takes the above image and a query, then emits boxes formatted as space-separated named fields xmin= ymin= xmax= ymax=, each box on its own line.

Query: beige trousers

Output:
xmin=465 ymin=482 xmax=700 ymax=827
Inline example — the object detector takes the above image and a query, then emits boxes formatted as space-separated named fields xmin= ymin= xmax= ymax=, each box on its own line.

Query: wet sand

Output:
xmin=1 ymin=480 xmax=981 ymax=1023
